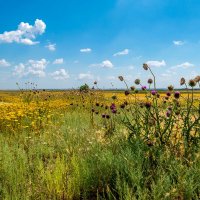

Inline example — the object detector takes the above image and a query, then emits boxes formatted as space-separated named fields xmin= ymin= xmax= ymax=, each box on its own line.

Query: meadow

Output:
xmin=0 ymin=65 xmax=200 ymax=199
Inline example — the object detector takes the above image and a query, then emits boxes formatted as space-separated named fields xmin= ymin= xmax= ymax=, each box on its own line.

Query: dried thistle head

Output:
xmin=94 ymin=81 xmax=97 ymax=85
xmin=147 ymin=78 xmax=153 ymax=84
xmin=188 ymin=79 xmax=196 ymax=87
xmin=194 ymin=75 xmax=200 ymax=83
xmin=118 ymin=76 xmax=124 ymax=81
xmin=135 ymin=79 xmax=140 ymax=85
xmin=168 ymin=85 xmax=174 ymax=91
xmin=143 ymin=63 xmax=148 ymax=70
xmin=130 ymin=86 xmax=135 ymax=91
xmin=180 ymin=77 xmax=186 ymax=86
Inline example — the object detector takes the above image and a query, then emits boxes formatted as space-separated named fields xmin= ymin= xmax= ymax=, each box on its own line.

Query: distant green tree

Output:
xmin=79 ymin=83 xmax=89 ymax=92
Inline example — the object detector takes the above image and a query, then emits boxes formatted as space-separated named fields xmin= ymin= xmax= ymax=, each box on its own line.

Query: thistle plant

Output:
xmin=118 ymin=64 xmax=200 ymax=160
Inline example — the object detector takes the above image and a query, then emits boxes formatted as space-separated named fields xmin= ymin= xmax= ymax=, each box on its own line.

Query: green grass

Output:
xmin=0 ymin=109 xmax=200 ymax=199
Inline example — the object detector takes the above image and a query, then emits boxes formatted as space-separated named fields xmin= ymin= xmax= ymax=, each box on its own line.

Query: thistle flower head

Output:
xmin=166 ymin=92 xmax=171 ymax=97
xmin=118 ymin=76 xmax=124 ymax=81
xmin=94 ymin=81 xmax=97 ymax=85
xmin=102 ymin=114 xmax=106 ymax=118
xmin=147 ymin=78 xmax=153 ymax=84
xmin=188 ymin=79 xmax=196 ymax=87
xmin=151 ymin=90 xmax=157 ymax=95
xmin=120 ymin=104 xmax=125 ymax=109
xmin=168 ymin=85 xmax=174 ymax=91
xmin=110 ymin=103 xmax=116 ymax=110
xmin=124 ymin=90 xmax=130 ymax=96
xmin=135 ymin=79 xmax=140 ymax=85
xmin=130 ymin=86 xmax=135 ymax=91
xmin=141 ymin=86 xmax=147 ymax=90
xmin=143 ymin=63 xmax=149 ymax=70
xmin=194 ymin=75 xmax=200 ymax=83
xmin=180 ymin=77 xmax=186 ymax=86
xmin=145 ymin=102 xmax=151 ymax=109
xmin=174 ymin=91 xmax=180 ymax=99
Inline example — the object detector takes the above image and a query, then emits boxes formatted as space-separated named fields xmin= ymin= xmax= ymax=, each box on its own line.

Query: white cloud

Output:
xmin=173 ymin=40 xmax=185 ymax=46
xmin=53 ymin=58 xmax=64 ymax=64
xmin=146 ymin=60 xmax=166 ymax=67
xmin=90 ymin=60 xmax=114 ymax=68
xmin=78 ymin=72 xmax=94 ymax=80
xmin=50 ymin=69 xmax=69 ymax=80
xmin=80 ymin=48 xmax=92 ymax=53
xmin=113 ymin=49 xmax=129 ymax=56
xmin=102 ymin=60 xmax=114 ymax=68
xmin=13 ymin=63 xmax=26 ymax=77
xmin=171 ymin=62 xmax=194 ymax=69
xmin=0 ymin=19 xmax=46 ymax=45
xmin=46 ymin=43 xmax=56 ymax=51
xmin=13 ymin=59 xmax=48 ymax=77
xmin=0 ymin=59 xmax=11 ymax=67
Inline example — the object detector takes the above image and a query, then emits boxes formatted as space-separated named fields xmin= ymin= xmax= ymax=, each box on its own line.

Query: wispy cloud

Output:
xmin=50 ymin=69 xmax=69 ymax=80
xmin=173 ymin=40 xmax=185 ymax=46
xmin=80 ymin=48 xmax=92 ymax=53
xmin=113 ymin=49 xmax=129 ymax=56
xmin=0 ymin=59 xmax=11 ymax=67
xmin=0 ymin=19 xmax=46 ymax=45
xmin=90 ymin=60 xmax=114 ymax=68
xmin=146 ymin=60 xmax=166 ymax=67
xmin=171 ymin=62 xmax=194 ymax=69
xmin=78 ymin=72 xmax=94 ymax=80
xmin=46 ymin=43 xmax=56 ymax=51
xmin=53 ymin=58 xmax=64 ymax=64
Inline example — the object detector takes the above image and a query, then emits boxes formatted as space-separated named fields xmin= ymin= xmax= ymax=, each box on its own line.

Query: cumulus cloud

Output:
xmin=146 ymin=60 xmax=166 ymax=67
xmin=53 ymin=58 xmax=64 ymax=64
xmin=50 ymin=69 xmax=69 ymax=80
xmin=0 ymin=19 xmax=46 ymax=45
xmin=0 ymin=59 xmax=11 ymax=67
xmin=46 ymin=43 xmax=56 ymax=51
xmin=173 ymin=40 xmax=185 ymax=46
xmin=171 ymin=62 xmax=194 ymax=69
xmin=13 ymin=59 xmax=48 ymax=77
xmin=13 ymin=63 xmax=26 ymax=77
xmin=90 ymin=60 xmax=114 ymax=68
xmin=78 ymin=72 xmax=94 ymax=80
xmin=80 ymin=48 xmax=92 ymax=53
xmin=113 ymin=49 xmax=129 ymax=56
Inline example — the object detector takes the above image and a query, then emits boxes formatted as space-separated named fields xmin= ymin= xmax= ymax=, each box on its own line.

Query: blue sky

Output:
xmin=0 ymin=0 xmax=200 ymax=89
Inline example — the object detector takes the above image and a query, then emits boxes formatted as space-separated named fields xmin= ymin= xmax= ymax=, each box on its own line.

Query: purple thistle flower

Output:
xmin=142 ymin=86 xmax=147 ymax=90
xmin=145 ymin=102 xmax=151 ymax=109
xmin=112 ymin=109 xmax=117 ymax=114
xmin=166 ymin=92 xmax=171 ymax=97
xmin=110 ymin=103 xmax=116 ymax=110
xmin=174 ymin=91 xmax=180 ymax=99
xmin=151 ymin=90 xmax=157 ymax=95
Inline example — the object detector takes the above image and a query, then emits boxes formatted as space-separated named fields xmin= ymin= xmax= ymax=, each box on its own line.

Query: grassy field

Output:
xmin=0 ymin=79 xmax=200 ymax=199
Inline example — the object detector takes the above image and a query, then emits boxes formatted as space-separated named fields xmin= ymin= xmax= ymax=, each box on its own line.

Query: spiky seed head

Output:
xmin=147 ymin=78 xmax=153 ymax=84
xmin=118 ymin=76 xmax=124 ymax=81
xmin=188 ymin=79 xmax=196 ymax=87
xmin=135 ymin=79 xmax=140 ymax=85
xmin=180 ymin=77 xmax=186 ymax=86
xmin=143 ymin=63 xmax=149 ymax=70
